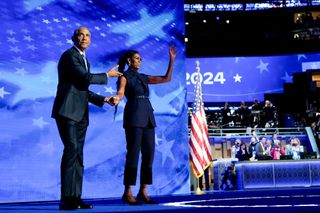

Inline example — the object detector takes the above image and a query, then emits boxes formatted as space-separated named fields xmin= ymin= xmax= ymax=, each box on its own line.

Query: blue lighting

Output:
xmin=0 ymin=0 xmax=188 ymax=203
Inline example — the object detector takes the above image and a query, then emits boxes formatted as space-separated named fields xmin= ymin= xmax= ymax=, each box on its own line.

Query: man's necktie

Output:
xmin=82 ymin=54 xmax=88 ymax=71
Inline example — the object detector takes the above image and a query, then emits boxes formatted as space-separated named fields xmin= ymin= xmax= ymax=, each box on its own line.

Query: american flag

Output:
xmin=189 ymin=60 xmax=212 ymax=178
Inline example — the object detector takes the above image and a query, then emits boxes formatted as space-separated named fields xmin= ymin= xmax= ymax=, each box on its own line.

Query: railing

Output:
xmin=189 ymin=127 xmax=306 ymax=138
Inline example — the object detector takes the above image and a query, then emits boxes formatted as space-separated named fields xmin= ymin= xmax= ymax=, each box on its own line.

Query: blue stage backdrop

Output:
xmin=0 ymin=0 xmax=187 ymax=203
xmin=186 ymin=53 xmax=320 ymax=102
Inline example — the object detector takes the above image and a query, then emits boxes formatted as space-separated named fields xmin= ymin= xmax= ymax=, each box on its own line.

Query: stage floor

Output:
xmin=1 ymin=187 xmax=320 ymax=213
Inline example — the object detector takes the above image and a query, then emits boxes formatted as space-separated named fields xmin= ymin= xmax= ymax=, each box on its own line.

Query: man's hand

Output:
xmin=104 ymin=96 xmax=115 ymax=106
xmin=106 ymin=65 xmax=122 ymax=77
xmin=111 ymin=96 xmax=120 ymax=105
xmin=104 ymin=96 xmax=120 ymax=106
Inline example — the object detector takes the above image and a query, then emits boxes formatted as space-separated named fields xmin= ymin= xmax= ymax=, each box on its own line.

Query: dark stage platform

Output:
xmin=1 ymin=188 xmax=320 ymax=213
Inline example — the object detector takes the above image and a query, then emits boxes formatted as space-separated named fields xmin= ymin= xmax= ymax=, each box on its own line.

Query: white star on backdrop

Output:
xmin=42 ymin=19 xmax=51 ymax=24
xmin=281 ymin=72 xmax=293 ymax=83
xmin=297 ymin=54 xmax=307 ymax=61
xmin=0 ymin=87 xmax=11 ymax=98
xmin=66 ymin=39 xmax=73 ymax=45
xmin=11 ymin=56 xmax=26 ymax=64
xmin=156 ymin=139 xmax=175 ymax=166
xmin=104 ymin=86 xmax=116 ymax=94
xmin=256 ymin=59 xmax=269 ymax=74
xmin=32 ymin=116 xmax=50 ymax=129
xmin=233 ymin=73 xmax=242 ymax=82
xmin=155 ymin=134 xmax=162 ymax=146
xmin=15 ymin=68 xmax=28 ymax=76
xmin=9 ymin=46 xmax=21 ymax=53
xmin=23 ymin=35 xmax=33 ymax=42
xmin=7 ymin=37 xmax=19 ymax=44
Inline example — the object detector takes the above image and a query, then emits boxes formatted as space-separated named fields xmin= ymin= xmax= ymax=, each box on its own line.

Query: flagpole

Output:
xmin=195 ymin=177 xmax=205 ymax=195
xmin=189 ymin=59 xmax=212 ymax=195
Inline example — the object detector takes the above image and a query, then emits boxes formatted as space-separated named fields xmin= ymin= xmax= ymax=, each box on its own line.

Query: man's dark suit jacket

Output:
xmin=52 ymin=46 xmax=107 ymax=122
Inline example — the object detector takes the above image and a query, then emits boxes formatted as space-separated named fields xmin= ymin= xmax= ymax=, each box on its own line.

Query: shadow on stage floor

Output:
xmin=0 ymin=187 xmax=320 ymax=213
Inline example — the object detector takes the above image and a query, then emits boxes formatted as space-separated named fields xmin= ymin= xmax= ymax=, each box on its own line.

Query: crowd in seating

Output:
xmin=203 ymin=99 xmax=320 ymax=131
xmin=189 ymin=99 xmax=320 ymax=156
xmin=294 ymin=11 xmax=320 ymax=30
xmin=206 ymin=99 xmax=279 ymax=129
xmin=230 ymin=130 xmax=313 ymax=161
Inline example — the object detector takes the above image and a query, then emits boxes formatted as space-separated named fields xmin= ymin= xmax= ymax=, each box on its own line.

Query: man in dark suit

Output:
xmin=51 ymin=27 xmax=122 ymax=210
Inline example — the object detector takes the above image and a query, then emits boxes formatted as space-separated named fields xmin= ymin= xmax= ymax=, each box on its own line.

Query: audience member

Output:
xmin=236 ymin=142 xmax=251 ymax=161
xmin=251 ymin=99 xmax=262 ymax=128
xmin=272 ymin=131 xmax=278 ymax=145
xmin=231 ymin=139 xmax=241 ymax=159
xmin=251 ymin=99 xmax=263 ymax=111
xmin=262 ymin=100 xmax=277 ymax=128
xmin=255 ymin=136 xmax=268 ymax=159
xmin=235 ymin=101 xmax=251 ymax=127
xmin=311 ymin=119 xmax=320 ymax=148
xmin=264 ymin=139 xmax=273 ymax=158
xmin=286 ymin=138 xmax=304 ymax=160
xmin=270 ymin=139 xmax=285 ymax=160
xmin=248 ymin=130 xmax=259 ymax=160
xmin=221 ymin=102 xmax=231 ymax=126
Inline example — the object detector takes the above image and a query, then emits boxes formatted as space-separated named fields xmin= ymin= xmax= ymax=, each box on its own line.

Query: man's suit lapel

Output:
xmin=87 ymin=59 xmax=90 ymax=72
xmin=71 ymin=46 xmax=89 ymax=72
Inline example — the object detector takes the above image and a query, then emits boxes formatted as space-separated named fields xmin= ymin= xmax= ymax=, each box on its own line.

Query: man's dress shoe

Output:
xmin=59 ymin=202 xmax=77 ymax=210
xmin=77 ymin=199 xmax=93 ymax=209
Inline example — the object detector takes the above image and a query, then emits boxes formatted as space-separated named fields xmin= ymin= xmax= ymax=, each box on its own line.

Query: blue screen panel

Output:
xmin=0 ymin=0 xmax=188 ymax=202
xmin=186 ymin=53 xmax=320 ymax=102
